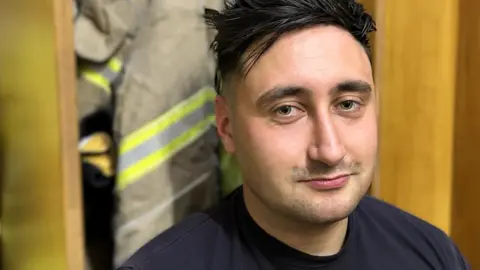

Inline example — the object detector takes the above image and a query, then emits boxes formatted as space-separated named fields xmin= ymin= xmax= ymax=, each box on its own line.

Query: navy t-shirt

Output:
xmin=118 ymin=187 xmax=470 ymax=270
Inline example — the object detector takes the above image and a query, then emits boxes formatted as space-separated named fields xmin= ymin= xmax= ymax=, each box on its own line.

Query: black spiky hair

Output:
xmin=204 ymin=0 xmax=376 ymax=94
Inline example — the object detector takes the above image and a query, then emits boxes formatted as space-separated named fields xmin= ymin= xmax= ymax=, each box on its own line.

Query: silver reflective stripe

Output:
xmin=91 ymin=63 xmax=121 ymax=82
xmin=117 ymin=101 xmax=214 ymax=172
xmin=101 ymin=67 xmax=120 ymax=82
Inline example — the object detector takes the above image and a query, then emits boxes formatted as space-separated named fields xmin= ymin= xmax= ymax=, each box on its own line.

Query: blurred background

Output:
xmin=0 ymin=0 xmax=478 ymax=269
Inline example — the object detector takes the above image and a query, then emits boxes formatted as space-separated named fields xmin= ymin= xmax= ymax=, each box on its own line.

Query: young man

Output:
xmin=118 ymin=1 xmax=470 ymax=269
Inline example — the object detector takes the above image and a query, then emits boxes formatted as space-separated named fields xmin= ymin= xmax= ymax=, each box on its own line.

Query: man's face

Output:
xmin=216 ymin=26 xmax=377 ymax=224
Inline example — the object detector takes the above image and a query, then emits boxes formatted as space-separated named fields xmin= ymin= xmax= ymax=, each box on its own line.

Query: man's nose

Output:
xmin=307 ymin=115 xmax=346 ymax=167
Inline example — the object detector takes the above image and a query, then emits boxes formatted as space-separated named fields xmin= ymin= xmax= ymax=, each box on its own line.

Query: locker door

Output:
xmin=0 ymin=0 xmax=85 ymax=269
xmin=373 ymin=0 xmax=479 ymax=267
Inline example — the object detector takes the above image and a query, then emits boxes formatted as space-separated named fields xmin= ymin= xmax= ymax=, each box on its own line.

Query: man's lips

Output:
xmin=299 ymin=174 xmax=352 ymax=190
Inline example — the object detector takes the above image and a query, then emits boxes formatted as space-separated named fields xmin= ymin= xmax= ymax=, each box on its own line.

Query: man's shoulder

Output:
xmin=357 ymin=196 xmax=470 ymax=268
xmin=358 ymin=195 xmax=446 ymax=233
xmin=117 ymin=212 xmax=216 ymax=270
xmin=117 ymin=198 xmax=236 ymax=270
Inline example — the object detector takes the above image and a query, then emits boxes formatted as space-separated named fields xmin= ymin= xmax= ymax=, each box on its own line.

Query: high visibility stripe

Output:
xmin=107 ymin=58 xmax=122 ymax=72
xmin=82 ymin=70 xmax=111 ymax=93
xmin=117 ymin=87 xmax=217 ymax=190
xmin=119 ymin=87 xmax=216 ymax=154
xmin=80 ymin=57 xmax=123 ymax=94
xmin=118 ymin=102 xmax=214 ymax=170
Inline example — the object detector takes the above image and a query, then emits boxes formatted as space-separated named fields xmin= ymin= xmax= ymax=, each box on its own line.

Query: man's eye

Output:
xmin=275 ymin=105 xmax=296 ymax=116
xmin=338 ymin=100 xmax=360 ymax=111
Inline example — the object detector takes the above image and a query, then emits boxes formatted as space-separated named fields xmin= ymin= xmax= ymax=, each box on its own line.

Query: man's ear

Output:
xmin=215 ymin=95 xmax=235 ymax=153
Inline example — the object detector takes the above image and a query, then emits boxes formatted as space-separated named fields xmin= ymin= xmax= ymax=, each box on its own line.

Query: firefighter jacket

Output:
xmin=74 ymin=0 xmax=224 ymax=267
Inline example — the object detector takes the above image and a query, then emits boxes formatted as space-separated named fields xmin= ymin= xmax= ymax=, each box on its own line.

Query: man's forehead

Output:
xmin=237 ymin=25 xmax=373 ymax=101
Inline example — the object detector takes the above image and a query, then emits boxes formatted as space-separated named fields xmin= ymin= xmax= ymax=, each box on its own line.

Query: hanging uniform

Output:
xmin=74 ymin=0 xmax=224 ymax=267
xmin=74 ymin=1 xmax=131 ymax=268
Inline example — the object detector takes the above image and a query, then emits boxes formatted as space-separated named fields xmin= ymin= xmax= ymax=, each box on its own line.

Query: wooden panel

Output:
xmin=451 ymin=0 xmax=480 ymax=267
xmin=0 ymin=0 xmax=85 ymax=269
xmin=359 ymin=0 xmax=375 ymax=13
xmin=373 ymin=0 xmax=458 ymax=233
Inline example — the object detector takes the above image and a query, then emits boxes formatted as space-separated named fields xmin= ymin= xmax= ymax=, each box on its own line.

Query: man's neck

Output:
xmin=242 ymin=187 xmax=348 ymax=257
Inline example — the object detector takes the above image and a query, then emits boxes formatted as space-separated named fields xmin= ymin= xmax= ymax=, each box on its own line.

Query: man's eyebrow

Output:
xmin=256 ymin=86 xmax=311 ymax=108
xmin=255 ymin=80 xmax=372 ymax=108
xmin=330 ymin=80 xmax=372 ymax=95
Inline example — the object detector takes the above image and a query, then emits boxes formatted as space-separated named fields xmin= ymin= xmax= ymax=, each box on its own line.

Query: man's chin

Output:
xmin=299 ymin=194 xmax=361 ymax=224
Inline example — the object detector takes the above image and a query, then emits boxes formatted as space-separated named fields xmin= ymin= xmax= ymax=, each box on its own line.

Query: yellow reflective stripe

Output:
xmin=82 ymin=70 xmax=111 ymax=93
xmin=107 ymin=58 xmax=122 ymax=72
xmin=119 ymin=87 xmax=216 ymax=154
xmin=80 ymin=57 xmax=123 ymax=94
xmin=117 ymin=115 xmax=215 ymax=190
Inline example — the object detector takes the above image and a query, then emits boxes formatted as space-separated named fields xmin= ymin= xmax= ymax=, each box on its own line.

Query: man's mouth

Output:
xmin=299 ymin=173 xmax=353 ymax=190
